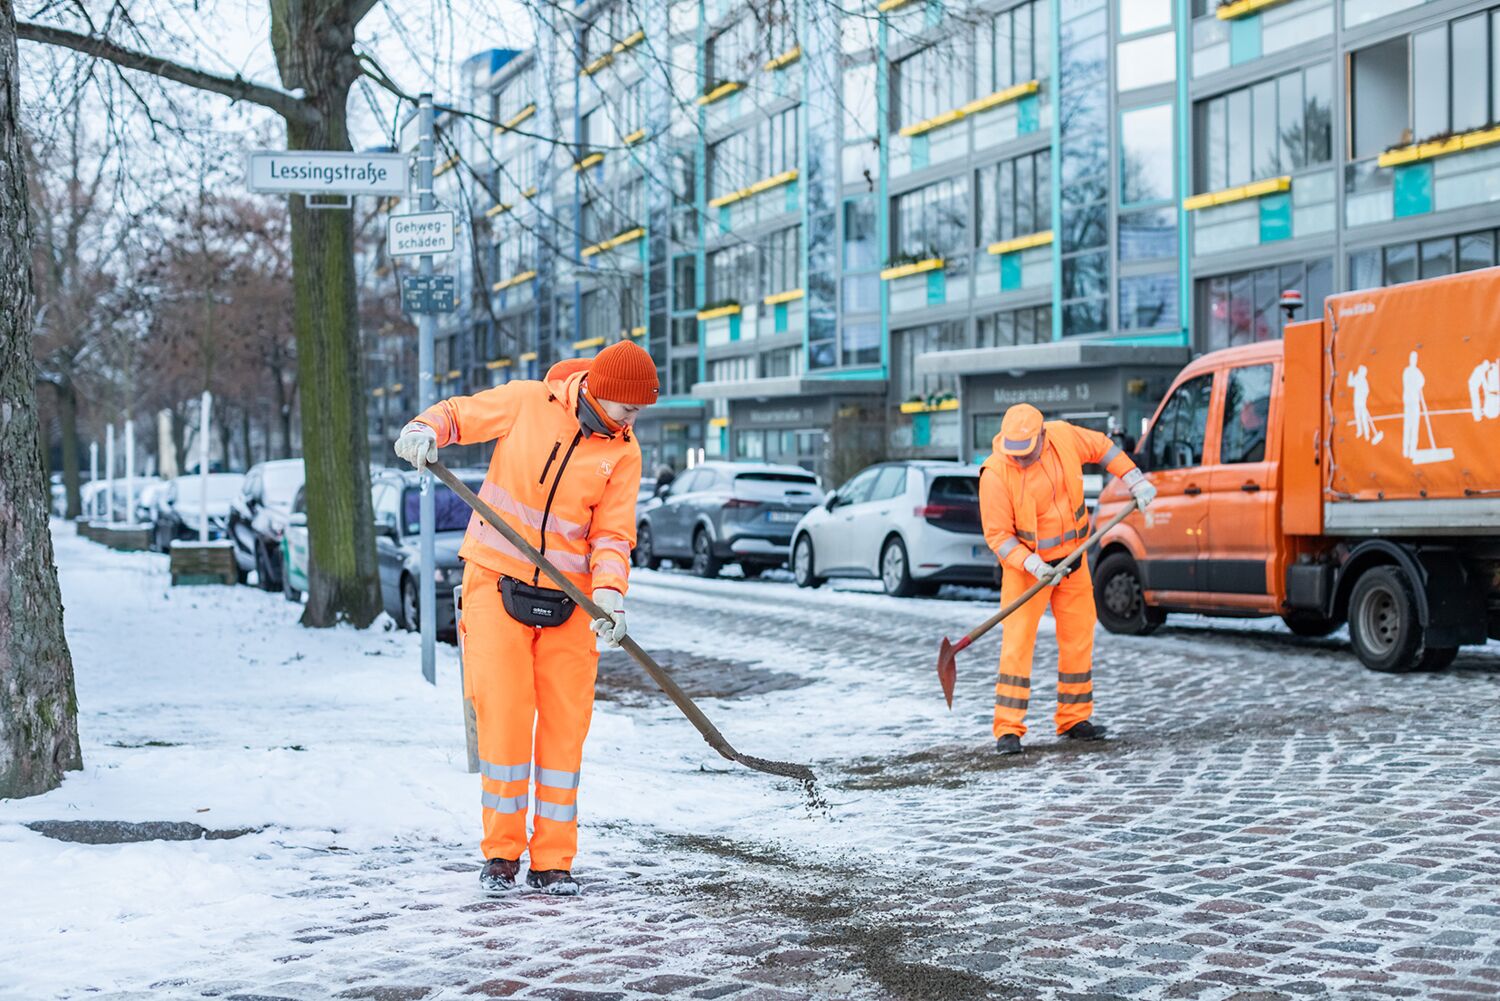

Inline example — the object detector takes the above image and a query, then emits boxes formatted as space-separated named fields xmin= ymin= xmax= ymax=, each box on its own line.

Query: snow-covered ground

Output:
xmin=5 ymin=524 xmax=1499 ymax=1001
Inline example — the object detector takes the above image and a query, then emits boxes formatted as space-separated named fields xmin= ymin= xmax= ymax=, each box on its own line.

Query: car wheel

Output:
xmin=793 ymin=534 xmax=825 ymax=589
xmin=1348 ymin=566 xmax=1428 ymax=673
xmin=1281 ymin=612 xmax=1342 ymax=638
xmin=256 ymin=540 xmax=283 ymax=592
xmin=691 ymin=529 xmax=721 ymax=579
xmin=880 ymin=537 xmax=918 ymax=598
xmin=633 ymin=522 xmax=662 ymax=570
xmin=1094 ymin=552 xmax=1165 ymax=635
xmin=400 ymin=575 xmax=420 ymax=631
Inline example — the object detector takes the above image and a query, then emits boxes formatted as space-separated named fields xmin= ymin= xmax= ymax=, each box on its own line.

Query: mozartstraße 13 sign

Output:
xmin=246 ymin=151 xmax=409 ymax=197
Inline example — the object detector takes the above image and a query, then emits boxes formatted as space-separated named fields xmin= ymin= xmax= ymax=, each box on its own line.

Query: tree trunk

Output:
xmin=275 ymin=22 xmax=380 ymax=628
xmin=0 ymin=0 xmax=82 ymax=797
xmin=171 ymin=404 xmax=190 ymax=476
xmin=218 ymin=407 xmax=233 ymax=472
xmin=240 ymin=406 xmax=252 ymax=469
xmin=55 ymin=376 xmax=81 ymax=518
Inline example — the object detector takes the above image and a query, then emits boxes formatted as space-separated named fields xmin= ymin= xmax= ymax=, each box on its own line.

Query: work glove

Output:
xmin=1023 ymin=552 xmax=1067 ymax=587
xmin=1129 ymin=476 xmax=1158 ymax=510
xmin=394 ymin=422 xmax=438 ymax=472
xmin=590 ymin=588 xmax=626 ymax=650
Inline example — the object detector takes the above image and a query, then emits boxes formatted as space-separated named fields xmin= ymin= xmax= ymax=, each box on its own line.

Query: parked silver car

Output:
xmin=633 ymin=461 xmax=823 ymax=578
xmin=790 ymin=461 xmax=998 ymax=596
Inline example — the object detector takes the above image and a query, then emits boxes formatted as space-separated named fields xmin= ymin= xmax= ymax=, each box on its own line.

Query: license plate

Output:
xmin=767 ymin=510 xmax=802 ymax=523
xmin=972 ymin=545 xmax=992 ymax=559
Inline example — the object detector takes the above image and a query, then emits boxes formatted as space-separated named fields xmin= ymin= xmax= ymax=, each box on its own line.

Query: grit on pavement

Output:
xmin=3 ymin=525 xmax=1500 ymax=1001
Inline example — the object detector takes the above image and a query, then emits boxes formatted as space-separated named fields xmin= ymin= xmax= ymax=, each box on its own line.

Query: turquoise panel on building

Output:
xmin=718 ymin=206 xmax=731 ymax=232
xmin=1229 ymin=14 xmax=1261 ymax=64
xmin=1000 ymin=251 xmax=1023 ymax=291
xmin=926 ymin=268 xmax=946 ymax=305
xmin=729 ymin=313 xmax=742 ymax=341
xmin=1259 ymin=192 xmax=1292 ymax=243
xmin=910 ymin=134 xmax=929 ymax=170
xmin=1017 ymin=94 xmax=1040 ymax=135
xmin=1393 ymin=163 xmax=1434 ymax=218
xmin=912 ymin=413 xmax=931 ymax=447
xmin=775 ymin=303 xmax=789 ymax=332
xmin=785 ymin=180 xmax=798 ymax=213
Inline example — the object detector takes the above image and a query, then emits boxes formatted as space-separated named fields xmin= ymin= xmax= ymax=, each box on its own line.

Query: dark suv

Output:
xmin=633 ymin=461 xmax=823 ymax=578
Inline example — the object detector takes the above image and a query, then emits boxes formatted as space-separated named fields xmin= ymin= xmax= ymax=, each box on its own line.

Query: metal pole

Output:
xmin=417 ymin=92 xmax=437 ymax=686
xmin=89 ymin=441 xmax=97 ymax=489
xmin=124 ymin=419 xmax=136 ymax=524
xmin=105 ymin=424 xmax=115 ymax=524
xmin=199 ymin=392 xmax=212 ymax=543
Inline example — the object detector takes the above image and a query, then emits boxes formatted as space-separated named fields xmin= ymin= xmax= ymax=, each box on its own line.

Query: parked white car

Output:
xmin=790 ymin=461 xmax=998 ymax=596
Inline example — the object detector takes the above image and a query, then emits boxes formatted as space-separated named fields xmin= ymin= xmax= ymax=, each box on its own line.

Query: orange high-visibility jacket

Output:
xmin=413 ymin=360 xmax=641 ymax=595
xmin=980 ymin=420 xmax=1138 ymax=572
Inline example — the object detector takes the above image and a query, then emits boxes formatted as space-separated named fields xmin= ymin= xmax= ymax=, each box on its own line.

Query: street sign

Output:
xmin=388 ymin=211 xmax=456 ymax=257
xmin=246 ymin=150 xmax=409 ymax=196
xmin=401 ymin=274 xmax=457 ymax=315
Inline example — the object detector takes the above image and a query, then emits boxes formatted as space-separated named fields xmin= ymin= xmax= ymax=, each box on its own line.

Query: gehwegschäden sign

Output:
xmin=388 ymin=211 xmax=456 ymax=257
xmin=246 ymin=151 xmax=410 ymax=197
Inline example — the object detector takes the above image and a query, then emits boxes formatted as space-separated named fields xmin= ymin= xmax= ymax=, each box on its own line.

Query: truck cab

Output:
xmin=1093 ymin=268 xmax=1500 ymax=673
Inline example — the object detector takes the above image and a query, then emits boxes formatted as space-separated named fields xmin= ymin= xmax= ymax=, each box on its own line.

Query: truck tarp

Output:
xmin=1325 ymin=268 xmax=1500 ymax=504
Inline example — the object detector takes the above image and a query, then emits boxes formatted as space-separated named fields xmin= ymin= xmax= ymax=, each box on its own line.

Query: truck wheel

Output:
xmin=1281 ymin=613 xmax=1342 ymax=638
xmin=1094 ymin=552 xmax=1164 ymax=636
xmin=1348 ymin=566 xmax=1427 ymax=673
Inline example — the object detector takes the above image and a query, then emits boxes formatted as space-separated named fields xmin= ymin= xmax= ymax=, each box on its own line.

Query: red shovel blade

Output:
xmin=936 ymin=637 xmax=958 ymax=709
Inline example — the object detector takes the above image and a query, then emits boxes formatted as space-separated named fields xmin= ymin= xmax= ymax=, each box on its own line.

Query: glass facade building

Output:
xmin=368 ymin=0 xmax=1500 ymax=482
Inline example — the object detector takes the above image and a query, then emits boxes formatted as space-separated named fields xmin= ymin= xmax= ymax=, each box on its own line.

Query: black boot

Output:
xmin=480 ymin=857 xmax=520 ymax=894
xmin=1062 ymin=719 xmax=1107 ymax=741
xmin=526 ymin=868 xmax=581 ymax=896
xmin=995 ymin=733 xmax=1023 ymax=755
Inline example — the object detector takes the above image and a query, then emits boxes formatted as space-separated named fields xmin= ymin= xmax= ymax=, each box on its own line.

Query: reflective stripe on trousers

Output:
xmin=992 ymin=560 xmax=1097 ymax=740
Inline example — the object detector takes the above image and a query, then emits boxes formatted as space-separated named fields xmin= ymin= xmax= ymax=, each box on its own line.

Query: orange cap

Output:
xmin=588 ymin=341 xmax=660 ymax=405
xmin=997 ymin=403 xmax=1044 ymax=456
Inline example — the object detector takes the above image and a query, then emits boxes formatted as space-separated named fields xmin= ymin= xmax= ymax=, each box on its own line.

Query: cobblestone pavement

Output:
xmin=24 ymin=565 xmax=1500 ymax=1001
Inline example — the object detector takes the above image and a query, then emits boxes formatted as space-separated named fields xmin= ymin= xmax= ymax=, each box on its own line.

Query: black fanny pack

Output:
xmin=499 ymin=576 xmax=576 ymax=628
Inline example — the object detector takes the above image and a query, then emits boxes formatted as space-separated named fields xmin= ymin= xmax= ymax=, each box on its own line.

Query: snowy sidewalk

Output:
xmin=5 ymin=525 xmax=1500 ymax=1001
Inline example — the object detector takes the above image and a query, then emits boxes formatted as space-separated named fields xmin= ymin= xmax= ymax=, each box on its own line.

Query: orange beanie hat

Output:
xmin=588 ymin=341 xmax=660 ymax=405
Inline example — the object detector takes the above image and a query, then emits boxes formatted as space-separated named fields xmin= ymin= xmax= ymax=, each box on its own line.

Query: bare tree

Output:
xmin=19 ymin=0 xmax=383 ymax=627
xmin=0 ymin=0 xmax=83 ymax=798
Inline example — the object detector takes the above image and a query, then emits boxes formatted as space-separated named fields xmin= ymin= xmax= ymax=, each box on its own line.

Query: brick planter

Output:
xmin=169 ymin=541 xmax=238 ymax=586
xmin=101 ymin=525 xmax=152 ymax=551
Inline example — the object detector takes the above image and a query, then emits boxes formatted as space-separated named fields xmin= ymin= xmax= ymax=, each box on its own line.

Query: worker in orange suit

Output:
xmin=393 ymin=341 xmax=658 ymax=895
xmin=979 ymin=404 xmax=1156 ymax=755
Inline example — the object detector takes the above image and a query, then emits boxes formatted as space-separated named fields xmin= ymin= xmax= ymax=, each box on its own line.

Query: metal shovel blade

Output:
xmin=937 ymin=637 xmax=958 ymax=710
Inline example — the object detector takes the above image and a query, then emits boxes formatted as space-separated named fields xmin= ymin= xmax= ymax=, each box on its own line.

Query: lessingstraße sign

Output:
xmin=246 ymin=150 xmax=410 ymax=196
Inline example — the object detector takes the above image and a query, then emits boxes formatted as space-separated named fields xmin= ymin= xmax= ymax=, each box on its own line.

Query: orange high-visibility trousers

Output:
xmin=993 ymin=559 xmax=1097 ymax=740
xmin=460 ymin=562 xmax=598 ymax=871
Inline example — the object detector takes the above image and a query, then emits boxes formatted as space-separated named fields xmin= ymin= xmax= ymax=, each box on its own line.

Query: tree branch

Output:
xmin=15 ymin=21 xmax=319 ymax=125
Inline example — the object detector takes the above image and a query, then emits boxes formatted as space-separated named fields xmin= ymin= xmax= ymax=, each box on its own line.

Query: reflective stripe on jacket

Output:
xmin=413 ymin=360 xmax=641 ymax=595
xmin=980 ymin=420 xmax=1138 ymax=572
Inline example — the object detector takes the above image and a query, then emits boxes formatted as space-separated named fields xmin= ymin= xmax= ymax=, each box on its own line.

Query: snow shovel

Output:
xmin=428 ymin=461 xmax=817 ymax=787
xmin=936 ymin=497 xmax=1141 ymax=708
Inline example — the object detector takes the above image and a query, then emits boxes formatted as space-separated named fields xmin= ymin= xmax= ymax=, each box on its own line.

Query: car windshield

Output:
xmin=733 ymin=471 xmax=822 ymax=501
xmin=180 ymin=475 xmax=245 ymax=504
xmin=262 ymin=464 xmax=304 ymax=507
xmin=403 ymin=483 xmax=481 ymax=534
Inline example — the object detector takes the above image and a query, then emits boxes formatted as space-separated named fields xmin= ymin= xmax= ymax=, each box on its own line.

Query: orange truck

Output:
xmin=1094 ymin=268 xmax=1500 ymax=672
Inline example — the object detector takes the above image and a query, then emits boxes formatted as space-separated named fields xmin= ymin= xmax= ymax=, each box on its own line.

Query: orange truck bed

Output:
xmin=1284 ymin=268 xmax=1500 ymax=537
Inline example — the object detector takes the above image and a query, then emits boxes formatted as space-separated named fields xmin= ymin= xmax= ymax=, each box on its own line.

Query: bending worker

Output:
xmin=980 ymin=404 xmax=1155 ymax=755
xmin=394 ymin=342 xmax=658 ymax=895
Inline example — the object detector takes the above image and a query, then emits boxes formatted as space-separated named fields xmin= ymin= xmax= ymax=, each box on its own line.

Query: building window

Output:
xmin=893 ymin=321 xmax=967 ymax=401
xmin=709 ymin=129 xmax=754 ymax=201
xmin=672 ymin=256 xmax=696 ymax=311
xmin=1195 ymin=64 xmax=1333 ymax=191
xmin=707 ymin=16 xmax=756 ymax=86
xmin=977 ymin=305 xmax=1052 ymax=346
xmin=707 ymin=242 xmax=756 ymax=303
xmin=977 ymin=149 xmax=1050 ymax=246
xmin=1349 ymin=227 xmax=1500 ymax=289
xmin=1119 ymin=207 xmax=1176 ymax=262
xmin=1352 ymin=11 xmax=1500 ymax=159
xmin=1121 ymin=104 xmax=1174 ymax=206
xmin=765 ymin=106 xmax=800 ymax=176
xmin=1117 ymin=32 xmax=1175 ymax=92
xmin=762 ymin=225 xmax=801 ymax=296
xmin=893 ymin=41 xmax=968 ymax=127
xmin=580 ymin=104 xmax=614 ymax=152
xmin=1120 ymin=0 xmax=1172 ymax=35
xmin=1196 ymin=258 xmax=1331 ymax=352
xmin=843 ymin=197 xmax=878 ymax=270
xmin=975 ymin=0 xmax=1047 ymax=94
xmin=1119 ymin=274 xmax=1178 ymax=331
xmin=840 ymin=322 xmax=882 ymax=367
xmin=761 ymin=347 xmax=802 ymax=378
xmin=891 ymin=175 xmax=970 ymax=261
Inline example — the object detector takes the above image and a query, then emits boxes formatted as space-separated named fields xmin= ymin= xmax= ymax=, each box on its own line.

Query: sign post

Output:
xmin=416 ymin=93 xmax=438 ymax=687
xmin=104 ymin=423 xmax=115 ymax=524
xmin=199 ymin=392 xmax=212 ymax=544
xmin=124 ymin=419 xmax=135 ymax=525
